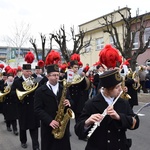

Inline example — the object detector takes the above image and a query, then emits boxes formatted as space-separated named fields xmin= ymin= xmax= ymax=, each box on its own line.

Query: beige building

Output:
xmin=79 ymin=7 xmax=150 ymax=67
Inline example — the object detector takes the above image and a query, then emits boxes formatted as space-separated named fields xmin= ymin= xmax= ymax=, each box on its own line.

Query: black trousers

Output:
xmin=19 ymin=128 xmax=39 ymax=150
xmin=6 ymin=119 xmax=17 ymax=131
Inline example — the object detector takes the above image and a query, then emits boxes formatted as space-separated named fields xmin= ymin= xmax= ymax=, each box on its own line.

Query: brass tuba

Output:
xmin=16 ymin=76 xmax=39 ymax=101
xmin=52 ymin=74 xmax=85 ymax=139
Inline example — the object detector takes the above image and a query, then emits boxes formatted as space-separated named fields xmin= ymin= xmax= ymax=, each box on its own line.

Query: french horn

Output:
xmin=16 ymin=76 xmax=39 ymax=101
xmin=0 ymin=85 xmax=11 ymax=102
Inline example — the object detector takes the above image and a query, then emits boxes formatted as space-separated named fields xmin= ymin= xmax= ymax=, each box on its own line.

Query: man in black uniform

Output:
xmin=11 ymin=64 xmax=40 ymax=150
xmin=67 ymin=60 xmax=90 ymax=123
xmin=34 ymin=64 xmax=71 ymax=150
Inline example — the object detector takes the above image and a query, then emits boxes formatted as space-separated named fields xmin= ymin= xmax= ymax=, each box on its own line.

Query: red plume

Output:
xmin=24 ymin=51 xmax=35 ymax=64
xmin=99 ymin=44 xmax=122 ymax=68
xmin=83 ymin=64 xmax=90 ymax=73
xmin=0 ymin=64 xmax=4 ymax=69
xmin=38 ymin=60 xmax=45 ymax=68
xmin=45 ymin=50 xmax=61 ymax=66
xmin=60 ymin=63 xmax=68 ymax=72
xmin=5 ymin=66 xmax=11 ymax=73
xmin=7 ymin=68 xmax=16 ymax=76
xmin=70 ymin=53 xmax=80 ymax=62
xmin=17 ymin=66 xmax=22 ymax=71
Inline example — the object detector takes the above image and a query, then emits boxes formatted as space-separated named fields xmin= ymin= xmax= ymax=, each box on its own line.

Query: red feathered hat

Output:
xmin=45 ymin=50 xmax=61 ymax=66
xmin=37 ymin=60 xmax=45 ymax=68
xmin=83 ymin=64 xmax=90 ymax=73
xmin=4 ymin=65 xmax=12 ymax=73
xmin=17 ymin=66 xmax=22 ymax=72
xmin=70 ymin=53 xmax=83 ymax=67
xmin=24 ymin=51 xmax=35 ymax=64
xmin=0 ymin=64 xmax=4 ymax=72
xmin=7 ymin=68 xmax=16 ymax=77
xmin=60 ymin=63 xmax=68 ymax=73
xmin=99 ymin=44 xmax=122 ymax=69
xmin=0 ymin=64 xmax=4 ymax=69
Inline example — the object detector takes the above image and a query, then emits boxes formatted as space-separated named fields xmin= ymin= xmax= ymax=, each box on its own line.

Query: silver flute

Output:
xmin=87 ymin=90 xmax=123 ymax=139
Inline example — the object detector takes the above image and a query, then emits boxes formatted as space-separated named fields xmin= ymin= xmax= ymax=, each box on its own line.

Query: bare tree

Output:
xmin=29 ymin=33 xmax=47 ymax=62
xmin=30 ymin=25 xmax=91 ymax=63
xmin=99 ymin=8 xmax=150 ymax=70
xmin=3 ymin=21 xmax=31 ymax=65
xmin=50 ymin=25 xmax=92 ymax=62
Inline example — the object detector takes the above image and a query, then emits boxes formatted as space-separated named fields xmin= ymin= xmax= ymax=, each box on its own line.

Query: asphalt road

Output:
xmin=0 ymin=94 xmax=150 ymax=150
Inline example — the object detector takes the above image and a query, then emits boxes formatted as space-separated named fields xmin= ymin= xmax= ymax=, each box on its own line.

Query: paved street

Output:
xmin=0 ymin=93 xmax=150 ymax=150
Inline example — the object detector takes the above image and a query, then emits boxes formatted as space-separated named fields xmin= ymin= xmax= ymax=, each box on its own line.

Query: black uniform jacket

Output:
xmin=34 ymin=83 xmax=71 ymax=150
xmin=10 ymin=76 xmax=40 ymax=130
xmin=68 ymin=76 xmax=89 ymax=114
xmin=3 ymin=83 xmax=18 ymax=120
xmin=75 ymin=93 xmax=140 ymax=150
xmin=125 ymin=77 xmax=138 ymax=107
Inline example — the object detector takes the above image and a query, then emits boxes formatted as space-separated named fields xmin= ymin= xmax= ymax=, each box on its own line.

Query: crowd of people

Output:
xmin=0 ymin=44 xmax=149 ymax=150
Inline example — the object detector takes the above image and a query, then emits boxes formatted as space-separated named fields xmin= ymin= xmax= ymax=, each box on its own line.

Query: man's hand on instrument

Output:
xmin=63 ymin=99 xmax=71 ymax=107
xmin=85 ymin=113 xmax=104 ymax=127
xmin=49 ymin=120 xmax=59 ymax=129
xmin=107 ymin=105 xmax=120 ymax=120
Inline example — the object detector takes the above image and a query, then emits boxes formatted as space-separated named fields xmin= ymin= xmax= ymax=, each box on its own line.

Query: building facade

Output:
xmin=79 ymin=7 xmax=150 ymax=67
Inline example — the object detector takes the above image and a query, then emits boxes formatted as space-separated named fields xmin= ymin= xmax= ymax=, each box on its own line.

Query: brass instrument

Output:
xmin=120 ymin=75 xmax=131 ymax=100
xmin=16 ymin=76 xmax=39 ymax=101
xmin=52 ymin=74 xmax=84 ymax=139
xmin=0 ymin=85 xmax=11 ymax=102
xmin=127 ymin=67 xmax=141 ymax=90
xmin=132 ymin=67 xmax=141 ymax=90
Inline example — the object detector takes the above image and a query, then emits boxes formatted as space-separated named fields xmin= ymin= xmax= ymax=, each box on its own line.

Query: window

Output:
xmin=110 ymin=35 xmax=116 ymax=47
xmin=84 ymin=41 xmax=91 ymax=53
xmin=132 ymin=32 xmax=139 ymax=49
xmin=144 ymin=28 xmax=150 ymax=47
xmin=96 ymin=38 xmax=104 ymax=50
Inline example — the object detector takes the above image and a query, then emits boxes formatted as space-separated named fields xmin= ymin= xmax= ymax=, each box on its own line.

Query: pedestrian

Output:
xmin=34 ymin=64 xmax=72 ymax=150
xmin=75 ymin=69 xmax=140 ymax=150
xmin=11 ymin=64 xmax=40 ymax=150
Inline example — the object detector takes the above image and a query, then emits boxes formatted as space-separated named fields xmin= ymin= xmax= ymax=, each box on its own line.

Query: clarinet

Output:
xmin=87 ymin=90 xmax=123 ymax=139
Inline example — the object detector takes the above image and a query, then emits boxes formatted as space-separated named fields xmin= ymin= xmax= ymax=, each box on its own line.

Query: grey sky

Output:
xmin=0 ymin=0 xmax=149 ymax=47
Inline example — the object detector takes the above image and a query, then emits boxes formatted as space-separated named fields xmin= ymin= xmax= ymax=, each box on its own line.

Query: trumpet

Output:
xmin=16 ymin=76 xmax=39 ymax=101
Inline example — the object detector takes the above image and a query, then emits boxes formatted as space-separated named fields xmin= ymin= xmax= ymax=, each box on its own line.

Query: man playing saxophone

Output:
xmin=34 ymin=64 xmax=72 ymax=150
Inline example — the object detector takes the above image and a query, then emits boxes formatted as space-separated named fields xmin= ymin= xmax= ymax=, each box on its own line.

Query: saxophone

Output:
xmin=52 ymin=79 xmax=75 ymax=139
xmin=52 ymin=73 xmax=85 ymax=139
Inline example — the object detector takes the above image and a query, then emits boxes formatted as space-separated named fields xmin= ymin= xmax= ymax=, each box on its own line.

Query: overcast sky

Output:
xmin=0 ymin=0 xmax=150 ymax=48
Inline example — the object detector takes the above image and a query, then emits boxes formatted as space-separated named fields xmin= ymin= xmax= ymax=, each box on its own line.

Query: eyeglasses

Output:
xmin=49 ymin=74 xmax=60 ymax=77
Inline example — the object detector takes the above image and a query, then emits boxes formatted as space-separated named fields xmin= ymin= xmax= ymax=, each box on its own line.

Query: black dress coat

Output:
xmin=68 ymin=77 xmax=89 ymax=115
xmin=3 ymin=83 xmax=18 ymax=120
xmin=75 ymin=93 xmax=140 ymax=150
xmin=0 ymin=79 xmax=4 ymax=113
xmin=10 ymin=76 xmax=40 ymax=130
xmin=34 ymin=83 xmax=71 ymax=150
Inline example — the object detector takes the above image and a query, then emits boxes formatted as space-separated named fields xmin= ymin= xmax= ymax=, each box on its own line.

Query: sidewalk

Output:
xmin=138 ymin=92 xmax=150 ymax=103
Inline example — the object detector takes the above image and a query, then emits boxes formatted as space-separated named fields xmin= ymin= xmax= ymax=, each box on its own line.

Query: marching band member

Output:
xmin=75 ymin=44 xmax=140 ymax=150
xmin=75 ymin=69 xmax=140 ymax=150
xmin=67 ymin=57 xmax=90 ymax=124
xmin=34 ymin=50 xmax=72 ymax=150
xmin=11 ymin=63 xmax=40 ymax=150
xmin=11 ymin=51 xmax=40 ymax=150
xmin=2 ymin=69 xmax=18 ymax=135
